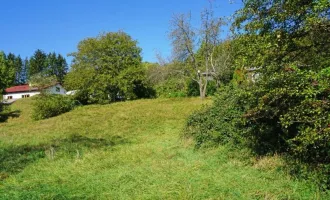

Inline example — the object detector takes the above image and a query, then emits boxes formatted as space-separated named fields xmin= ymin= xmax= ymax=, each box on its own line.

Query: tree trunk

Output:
xmin=199 ymin=84 xmax=205 ymax=99
xmin=199 ymin=77 xmax=208 ymax=99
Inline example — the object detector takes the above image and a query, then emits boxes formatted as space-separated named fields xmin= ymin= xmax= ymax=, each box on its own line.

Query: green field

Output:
xmin=0 ymin=98 xmax=326 ymax=199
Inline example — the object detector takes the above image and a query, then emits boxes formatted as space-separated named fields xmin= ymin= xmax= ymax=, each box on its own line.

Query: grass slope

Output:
xmin=0 ymin=98 xmax=326 ymax=199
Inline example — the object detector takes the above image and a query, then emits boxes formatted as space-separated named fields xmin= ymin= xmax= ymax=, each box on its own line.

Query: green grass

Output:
xmin=0 ymin=98 xmax=327 ymax=199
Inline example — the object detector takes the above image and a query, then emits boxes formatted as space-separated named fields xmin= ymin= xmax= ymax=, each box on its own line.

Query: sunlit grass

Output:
xmin=0 ymin=97 xmax=327 ymax=199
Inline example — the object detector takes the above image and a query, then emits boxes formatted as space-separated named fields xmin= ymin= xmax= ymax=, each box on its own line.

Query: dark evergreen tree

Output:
xmin=29 ymin=49 xmax=47 ymax=78
xmin=20 ymin=58 xmax=29 ymax=84
xmin=46 ymin=52 xmax=68 ymax=83
xmin=46 ymin=52 xmax=57 ymax=77
xmin=14 ymin=56 xmax=23 ymax=84
xmin=55 ymin=54 xmax=68 ymax=83
xmin=6 ymin=53 xmax=17 ymax=86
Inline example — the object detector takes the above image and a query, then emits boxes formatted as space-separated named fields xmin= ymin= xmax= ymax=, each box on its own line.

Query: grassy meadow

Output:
xmin=0 ymin=98 xmax=327 ymax=199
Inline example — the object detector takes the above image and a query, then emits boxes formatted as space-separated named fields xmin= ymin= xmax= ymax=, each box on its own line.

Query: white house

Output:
xmin=2 ymin=83 xmax=67 ymax=103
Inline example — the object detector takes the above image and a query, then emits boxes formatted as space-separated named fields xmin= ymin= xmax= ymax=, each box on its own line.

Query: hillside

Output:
xmin=0 ymin=98 xmax=326 ymax=199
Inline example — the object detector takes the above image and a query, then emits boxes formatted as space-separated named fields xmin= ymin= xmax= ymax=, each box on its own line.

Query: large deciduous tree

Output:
xmin=169 ymin=4 xmax=227 ymax=99
xmin=65 ymin=31 xmax=146 ymax=104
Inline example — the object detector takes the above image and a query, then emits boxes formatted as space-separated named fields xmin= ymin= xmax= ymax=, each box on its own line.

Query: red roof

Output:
xmin=5 ymin=84 xmax=39 ymax=93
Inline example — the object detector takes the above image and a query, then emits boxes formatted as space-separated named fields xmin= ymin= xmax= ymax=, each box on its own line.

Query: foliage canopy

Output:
xmin=186 ymin=0 xmax=330 ymax=186
xmin=65 ymin=31 xmax=150 ymax=104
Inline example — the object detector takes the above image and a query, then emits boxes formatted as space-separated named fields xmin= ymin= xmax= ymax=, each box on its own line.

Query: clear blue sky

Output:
xmin=0 ymin=0 xmax=242 ymax=64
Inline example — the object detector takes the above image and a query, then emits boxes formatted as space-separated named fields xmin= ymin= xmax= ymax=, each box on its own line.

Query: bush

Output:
xmin=184 ymin=68 xmax=330 ymax=188
xmin=32 ymin=94 xmax=80 ymax=120
xmin=184 ymin=85 xmax=247 ymax=147
xmin=243 ymin=67 xmax=330 ymax=158
xmin=156 ymin=78 xmax=218 ymax=98
xmin=186 ymin=79 xmax=199 ymax=97
xmin=154 ymin=78 xmax=188 ymax=98
xmin=234 ymin=66 xmax=330 ymax=189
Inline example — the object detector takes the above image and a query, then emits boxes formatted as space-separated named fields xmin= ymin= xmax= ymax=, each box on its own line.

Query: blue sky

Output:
xmin=0 ymin=0 xmax=242 ymax=64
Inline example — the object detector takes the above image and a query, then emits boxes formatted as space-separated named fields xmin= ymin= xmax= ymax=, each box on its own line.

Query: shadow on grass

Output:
xmin=0 ymin=110 xmax=21 ymax=123
xmin=0 ymin=134 xmax=128 ymax=181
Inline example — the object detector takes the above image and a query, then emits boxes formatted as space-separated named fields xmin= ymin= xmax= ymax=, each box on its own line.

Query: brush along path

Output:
xmin=0 ymin=98 xmax=325 ymax=199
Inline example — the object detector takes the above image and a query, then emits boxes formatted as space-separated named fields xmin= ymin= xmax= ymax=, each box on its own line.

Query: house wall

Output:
xmin=45 ymin=84 xmax=67 ymax=95
xmin=3 ymin=91 xmax=40 ymax=100
xmin=3 ymin=84 xmax=67 ymax=101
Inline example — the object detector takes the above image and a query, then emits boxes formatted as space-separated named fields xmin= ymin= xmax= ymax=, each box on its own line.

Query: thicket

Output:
xmin=185 ymin=0 xmax=330 ymax=188
xmin=153 ymin=78 xmax=217 ymax=98
xmin=184 ymin=86 xmax=247 ymax=147
xmin=32 ymin=94 xmax=79 ymax=120
xmin=146 ymin=62 xmax=219 ymax=98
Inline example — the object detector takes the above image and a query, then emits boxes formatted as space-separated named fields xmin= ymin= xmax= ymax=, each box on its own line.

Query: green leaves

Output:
xmin=184 ymin=86 xmax=247 ymax=148
xmin=29 ymin=50 xmax=68 ymax=83
xmin=65 ymin=31 xmax=147 ymax=104
xmin=184 ymin=0 xmax=330 ymax=187
xmin=32 ymin=94 xmax=79 ymax=120
xmin=0 ymin=52 xmax=21 ymax=92
xmin=232 ymin=0 xmax=330 ymax=166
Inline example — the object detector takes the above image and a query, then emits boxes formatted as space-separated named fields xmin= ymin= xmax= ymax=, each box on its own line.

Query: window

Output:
xmin=7 ymin=96 xmax=13 ymax=100
xmin=56 ymin=87 xmax=60 ymax=92
xmin=22 ymin=94 xmax=30 ymax=98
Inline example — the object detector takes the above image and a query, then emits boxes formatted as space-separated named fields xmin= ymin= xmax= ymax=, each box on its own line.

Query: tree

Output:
xmin=29 ymin=49 xmax=47 ymax=78
xmin=0 ymin=52 xmax=6 ymax=97
xmin=0 ymin=51 xmax=15 ymax=112
xmin=3 ymin=53 xmax=25 ymax=85
xmin=3 ymin=53 xmax=17 ymax=87
xmin=232 ymin=0 xmax=330 ymax=162
xmin=20 ymin=58 xmax=29 ymax=84
xmin=0 ymin=52 xmax=16 ymax=90
xmin=14 ymin=56 xmax=23 ymax=84
xmin=28 ymin=50 xmax=68 ymax=83
xmin=196 ymin=39 xmax=234 ymax=87
xmin=29 ymin=72 xmax=57 ymax=88
xmin=7 ymin=54 xmax=24 ymax=85
xmin=169 ymin=4 xmax=226 ymax=99
xmin=45 ymin=52 xmax=68 ymax=84
xmin=55 ymin=54 xmax=68 ymax=84
xmin=146 ymin=61 xmax=190 ymax=97
xmin=65 ymin=31 xmax=146 ymax=104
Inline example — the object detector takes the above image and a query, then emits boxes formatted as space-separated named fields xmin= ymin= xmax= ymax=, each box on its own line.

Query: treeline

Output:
xmin=0 ymin=49 xmax=68 ymax=91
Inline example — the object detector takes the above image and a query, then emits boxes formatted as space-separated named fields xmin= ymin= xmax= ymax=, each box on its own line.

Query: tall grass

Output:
xmin=0 ymin=98 xmax=327 ymax=199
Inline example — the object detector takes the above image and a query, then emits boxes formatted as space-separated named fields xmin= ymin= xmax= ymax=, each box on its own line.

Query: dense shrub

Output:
xmin=186 ymin=79 xmax=199 ymax=97
xmin=184 ymin=86 xmax=247 ymax=147
xmin=245 ymin=66 xmax=330 ymax=160
xmin=183 ymin=0 xmax=330 ymax=189
xmin=155 ymin=78 xmax=218 ymax=98
xmin=185 ymin=67 xmax=330 ymax=187
xmin=32 ymin=94 xmax=80 ymax=120
xmin=154 ymin=78 xmax=187 ymax=98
